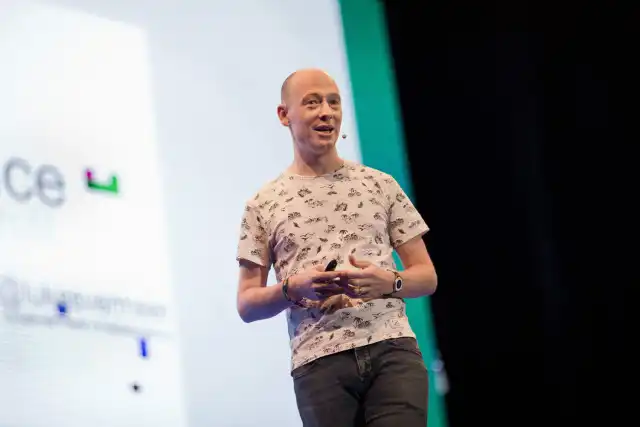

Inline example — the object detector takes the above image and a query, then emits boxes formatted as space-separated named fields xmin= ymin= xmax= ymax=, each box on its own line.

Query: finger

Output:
xmin=315 ymin=290 xmax=345 ymax=301
xmin=341 ymin=283 xmax=360 ymax=298
xmin=312 ymin=283 xmax=344 ymax=294
xmin=344 ymin=270 xmax=368 ymax=280
xmin=312 ymin=271 xmax=346 ymax=282
xmin=349 ymin=255 xmax=372 ymax=269
xmin=349 ymin=278 xmax=366 ymax=287
xmin=333 ymin=274 xmax=350 ymax=286
xmin=315 ymin=291 xmax=344 ymax=300
xmin=310 ymin=273 xmax=333 ymax=283
xmin=356 ymin=285 xmax=373 ymax=298
xmin=345 ymin=285 xmax=362 ymax=298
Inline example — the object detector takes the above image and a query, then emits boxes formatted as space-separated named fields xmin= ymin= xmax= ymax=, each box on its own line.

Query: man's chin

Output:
xmin=311 ymin=138 xmax=338 ymax=152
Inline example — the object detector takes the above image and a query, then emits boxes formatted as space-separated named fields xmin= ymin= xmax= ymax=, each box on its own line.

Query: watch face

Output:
xmin=394 ymin=277 xmax=403 ymax=292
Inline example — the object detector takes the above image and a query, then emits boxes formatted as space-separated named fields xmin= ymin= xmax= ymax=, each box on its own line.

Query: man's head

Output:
xmin=277 ymin=69 xmax=342 ymax=157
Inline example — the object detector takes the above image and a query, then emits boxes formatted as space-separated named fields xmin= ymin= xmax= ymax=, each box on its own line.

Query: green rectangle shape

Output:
xmin=86 ymin=170 xmax=119 ymax=194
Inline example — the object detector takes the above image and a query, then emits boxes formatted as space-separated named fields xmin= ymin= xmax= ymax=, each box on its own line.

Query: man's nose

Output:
xmin=319 ymin=101 xmax=333 ymax=119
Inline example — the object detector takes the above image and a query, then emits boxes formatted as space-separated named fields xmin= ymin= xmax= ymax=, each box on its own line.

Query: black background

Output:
xmin=382 ymin=2 xmax=632 ymax=426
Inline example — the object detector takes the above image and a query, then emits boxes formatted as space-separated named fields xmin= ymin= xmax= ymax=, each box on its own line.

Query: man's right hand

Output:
xmin=287 ymin=265 xmax=347 ymax=302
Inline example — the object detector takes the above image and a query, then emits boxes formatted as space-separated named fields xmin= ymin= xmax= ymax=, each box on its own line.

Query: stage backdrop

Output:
xmin=0 ymin=1 xmax=446 ymax=426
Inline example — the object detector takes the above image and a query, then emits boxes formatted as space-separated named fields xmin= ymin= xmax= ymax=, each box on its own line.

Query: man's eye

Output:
xmin=308 ymin=100 xmax=319 ymax=105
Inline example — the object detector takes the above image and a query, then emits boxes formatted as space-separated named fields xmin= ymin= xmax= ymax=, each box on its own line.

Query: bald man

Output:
xmin=236 ymin=69 xmax=437 ymax=427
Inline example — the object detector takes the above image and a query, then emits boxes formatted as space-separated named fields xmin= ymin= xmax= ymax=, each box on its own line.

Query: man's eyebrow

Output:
xmin=302 ymin=92 xmax=341 ymax=100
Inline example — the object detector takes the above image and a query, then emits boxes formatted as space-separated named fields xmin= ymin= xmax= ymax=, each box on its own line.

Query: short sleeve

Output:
xmin=386 ymin=177 xmax=430 ymax=248
xmin=236 ymin=201 xmax=271 ymax=267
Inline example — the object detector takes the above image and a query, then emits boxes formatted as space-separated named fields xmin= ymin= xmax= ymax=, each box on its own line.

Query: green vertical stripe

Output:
xmin=337 ymin=1 xmax=448 ymax=426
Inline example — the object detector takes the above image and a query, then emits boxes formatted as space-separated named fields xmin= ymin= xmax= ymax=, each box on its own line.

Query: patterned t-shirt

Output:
xmin=236 ymin=160 xmax=429 ymax=371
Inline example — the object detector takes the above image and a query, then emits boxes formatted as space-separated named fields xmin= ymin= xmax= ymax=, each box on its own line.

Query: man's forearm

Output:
xmin=238 ymin=282 xmax=292 ymax=323
xmin=393 ymin=264 xmax=437 ymax=299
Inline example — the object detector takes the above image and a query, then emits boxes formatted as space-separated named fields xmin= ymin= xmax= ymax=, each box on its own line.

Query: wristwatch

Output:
xmin=382 ymin=270 xmax=403 ymax=297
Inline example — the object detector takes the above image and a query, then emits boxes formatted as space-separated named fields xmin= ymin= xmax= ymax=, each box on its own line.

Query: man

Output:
xmin=236 ymin=68 xmax=437 ymax=427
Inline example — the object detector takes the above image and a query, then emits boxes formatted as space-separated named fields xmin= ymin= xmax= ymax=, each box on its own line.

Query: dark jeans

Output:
xmin=291 ymin=337 xmax=429 ymax=427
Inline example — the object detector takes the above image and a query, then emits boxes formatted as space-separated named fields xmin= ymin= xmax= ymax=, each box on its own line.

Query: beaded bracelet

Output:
xmin=282 ymin=277 xmax=305 ymax=308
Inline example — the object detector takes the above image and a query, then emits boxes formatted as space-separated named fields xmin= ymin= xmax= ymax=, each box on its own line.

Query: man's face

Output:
xmin=278 ymin=71 xmax=342 ymax=155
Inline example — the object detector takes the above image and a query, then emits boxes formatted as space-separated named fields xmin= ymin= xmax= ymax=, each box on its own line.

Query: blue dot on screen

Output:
xmin=56 ymin=301 xmax=68 ymax=316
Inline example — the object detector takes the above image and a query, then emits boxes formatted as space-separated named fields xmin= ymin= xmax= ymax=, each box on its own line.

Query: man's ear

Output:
xmin=277 ymin=104 xmax=289 ymax=127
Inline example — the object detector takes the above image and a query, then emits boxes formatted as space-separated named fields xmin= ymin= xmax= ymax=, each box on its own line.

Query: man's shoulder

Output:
xmin=244 ymin=173 xmax=289 ymax=207
xmin=346 ymin=161 xmax=397 ymax=185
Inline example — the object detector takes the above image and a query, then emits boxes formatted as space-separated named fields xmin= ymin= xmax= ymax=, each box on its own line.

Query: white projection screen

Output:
xmin=0 ymin=1 xmax=360 ymax=426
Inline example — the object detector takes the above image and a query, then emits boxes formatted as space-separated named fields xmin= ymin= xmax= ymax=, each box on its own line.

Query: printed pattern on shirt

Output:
xmin=236 ymin=161 xmax=429 ymax=371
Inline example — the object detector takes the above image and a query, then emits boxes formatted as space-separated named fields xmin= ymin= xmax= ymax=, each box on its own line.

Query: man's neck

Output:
xmin=290 ymin=150 xmax=344 ymax=177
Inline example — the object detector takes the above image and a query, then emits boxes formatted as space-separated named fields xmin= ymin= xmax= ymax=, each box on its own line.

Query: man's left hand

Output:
xmin=344 ymin=255 xmax=395 ymax=299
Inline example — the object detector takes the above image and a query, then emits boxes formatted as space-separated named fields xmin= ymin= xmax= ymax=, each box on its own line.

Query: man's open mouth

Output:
xmin=313 ymin=125 xmax=334 ymax=134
